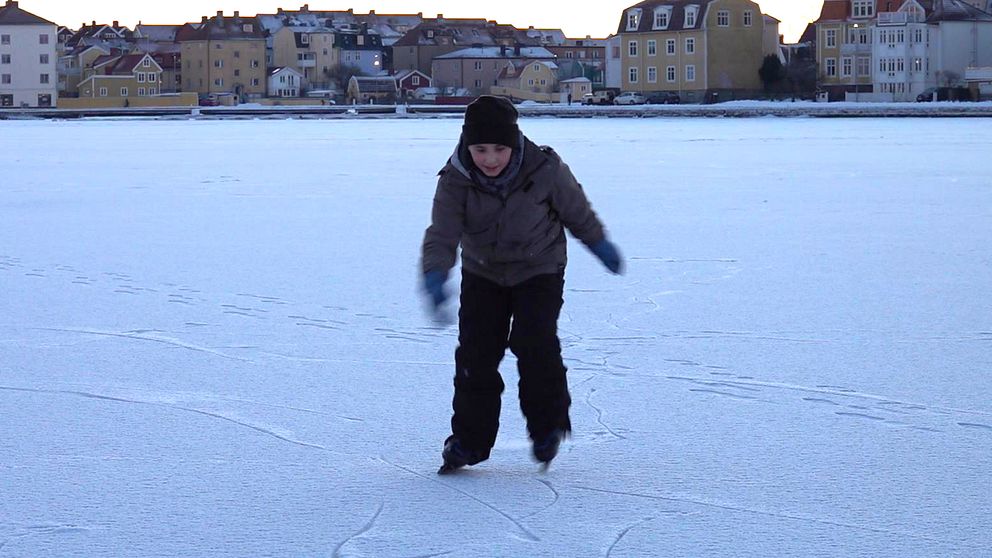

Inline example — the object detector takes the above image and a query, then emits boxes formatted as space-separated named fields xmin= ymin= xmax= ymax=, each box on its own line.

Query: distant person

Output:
xmin=420 ymin=95 xmax=623 ymax=474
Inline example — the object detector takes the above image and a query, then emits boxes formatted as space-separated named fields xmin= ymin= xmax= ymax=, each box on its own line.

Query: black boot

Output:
xmin=438 ymin=435 xmax=489 ymax=474
xmin=532 ymin=429 xmax=565 ymax=465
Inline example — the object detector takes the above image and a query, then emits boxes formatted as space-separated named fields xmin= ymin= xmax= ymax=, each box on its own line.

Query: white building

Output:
xmin=872 ymin=0 xmax=992 ymax=101
xmin=268 ymin=66 xmax=304 ymax=97
xmin=0 ymin=0 xmax=57 ymax=107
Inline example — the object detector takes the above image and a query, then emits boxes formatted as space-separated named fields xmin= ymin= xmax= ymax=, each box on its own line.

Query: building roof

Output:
xmin=0 ymin=0 xmax=55 ymax=26
xmin=436 ymin=46 xmax=556 ymax=60
xmin=269 ymin=66 xmax=304 ymax=77
xmin=617 ymin=0 xmax=720 ymax=34
xmin=181 ymin=13 xmax=266 ymax=41
xmin=927 ymin=0 xmax=992 ymax=21
xmin=134 ymin=24 xmax=181 ymax=42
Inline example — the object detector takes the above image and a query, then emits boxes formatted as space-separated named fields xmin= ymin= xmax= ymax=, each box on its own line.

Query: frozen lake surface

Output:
xmin=1 ymin=117 xmax=990 ymax=556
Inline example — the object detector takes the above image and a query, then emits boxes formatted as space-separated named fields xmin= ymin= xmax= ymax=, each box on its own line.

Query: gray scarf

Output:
xmin=452 ymin=132 xmax=525 ymax=194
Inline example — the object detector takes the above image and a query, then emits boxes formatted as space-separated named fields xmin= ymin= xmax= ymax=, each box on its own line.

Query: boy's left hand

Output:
xmin=591 ymin=239 xmax=623 ymax=275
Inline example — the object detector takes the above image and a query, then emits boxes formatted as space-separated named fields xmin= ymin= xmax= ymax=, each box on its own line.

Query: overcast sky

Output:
xmin=32 ymin=0 xmax=822 ymax=43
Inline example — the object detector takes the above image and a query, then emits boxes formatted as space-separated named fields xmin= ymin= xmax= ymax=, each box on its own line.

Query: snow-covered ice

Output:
xmin=1 ymin=116 xmax=990 ymax=556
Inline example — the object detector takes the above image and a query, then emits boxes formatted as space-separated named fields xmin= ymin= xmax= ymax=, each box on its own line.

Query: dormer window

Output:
xmin=653 ymin=7 xmax=672 ymax=30
xmin=626 ymin=9 xmax=642 ymax=31
xmin=852 ymin=0 xmax=874 ymax=18
xmin=685 ymin=6 xmax=699 ymax=28
xmin=301 ymin=34 xmax=310 ymax=44
xmin=243 ymin=24 xmax=253 ymax=32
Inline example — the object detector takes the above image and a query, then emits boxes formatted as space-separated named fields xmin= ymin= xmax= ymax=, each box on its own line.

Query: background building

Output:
xmin=0 ymin=0 xmax=57 ymax=107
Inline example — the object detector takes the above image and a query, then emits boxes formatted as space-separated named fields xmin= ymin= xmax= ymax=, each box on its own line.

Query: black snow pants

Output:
xmin=450 ymin=269 xmax=572 ymax=453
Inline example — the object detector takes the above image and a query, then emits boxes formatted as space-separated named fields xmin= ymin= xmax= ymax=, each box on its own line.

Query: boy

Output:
xmin=421 ymin=96 xmax=623 ymax=473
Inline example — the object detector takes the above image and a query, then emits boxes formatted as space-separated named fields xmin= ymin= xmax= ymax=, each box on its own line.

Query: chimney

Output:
xmin=92 ymin=20 xmax=96 ymax=27
xmin=369 ymin=10 xmax=375 ymax=15
xmin=234 ymin=11 xmax=239 ymax=18
xmin=113 ymin=20 xmax=119 ymax=28
xmin=6 ymin=1 xmax=18 ymax=8
xmin=302 ymin=3 xmax=309 ymax=11
xmin=201 ymin=16 xmax=208 ymax=23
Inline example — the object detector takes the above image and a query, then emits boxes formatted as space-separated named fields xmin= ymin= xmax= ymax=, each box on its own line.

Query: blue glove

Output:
xmin=423 ymin=269 xmax=449 ymax=309
xmin=590 ymin=239 xmax=623 ymax=274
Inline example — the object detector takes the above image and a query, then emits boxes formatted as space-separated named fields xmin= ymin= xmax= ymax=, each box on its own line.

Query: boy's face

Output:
xmin=468 ymin=143 xmax=512 ymax=177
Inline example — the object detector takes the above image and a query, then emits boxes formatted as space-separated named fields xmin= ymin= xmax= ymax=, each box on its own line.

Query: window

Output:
xmin=99 ymin=87 xmax=108 ymax=96
xmin=234 ymin=69 xmax=240 ymax=77
xmin=40 ymin=54 xmax=49 ymax=64
xmin=685 ymin=38 xmax=695 ymax=55
xmin=1 ymin=94 xmax=12 ymax=106
xmin=913 ymin=58 xmax=923 ymax=73
xmin=251 ymin=78 xmax=260 ymax=86
xmin=357 ymin=35 xmax=364 ymax=46
xmin=717 ymin=11 xmax=730 ymax=27
xmin=301 ymin=34 xmax=310 ymax=45
xmin=540 ymin=79 xmax=547 ymax=86
xmin=858 ymin=57 xmax=871 ymax=77
xmin=825 ymin=29 xmax=837 ymax=48
xmin=685 ymin=9 xmax=697 ymax=27
xmin=1 ymin=35 xmax=9 ymax=45
xmin=628 ymin=41 xmax=638 ymax=57
xmin=842 ymin=57 xmax=852 ymax=77
xmin=647 ymin=66 xmax=657 ymax=83
xmin=825 ymin=58 xmax=837 ymax=77
xmin=474 ymin=61 xmax=482 ymax=70
xmin=533 ymin=63 xmax=541 ymax=71
xmin=39 ymin=73 xmax=49 ymax=84
xmin=138 ymin=87 xmax=145 ymax=96
xmin=744 ymin=10 xmax=753 ymax=27
xmin=214 ymin=59 xmax=223 ymax=68
xmin=215 ymin=43 xmax=223 ymax=49
xmin=528 ymin=79 xmax=535 ymax=86
xmin=214 ymin=78 xmax=223 ymax=86
xmin=242 ymin=24 xmax=253 ymax=33
xmin=566 ymin=51 xmax=574 ymax=59
xmin=148 ymin=73 xmax=157 ymax=82
xmin=1 ymin=74 xmax=10 ymax=84
xmin=143 ymin=58 xmax=150 ymax=67
xmin=150 ymin=88 xmax=157 ymax=95
xmin=655 ymin=10 xmax=670 ymax=29
xmin=686 ymin=65 xmax=695 ymax=81
xmin=39 ymin=34 xmax=49 ymax=44
xmin=121 ymin=87 xmax=128 ymax=96
xmin=627 ymin=10 xmax=640 ymax=30
xmin=667 ymin=39 xmax=676 ymax=55
xmin=647 ymin=40 xmax=657 ymax=56
xmin=629 ymin=67 xmax=638 ymax=83
xmin=853 ymin=0 xmax=874 ymax=18
xmin=412 ymin=75 xmax=420 ymax=86
xmin=138 ymin=73 xmax=145 ymax=82
xmin=1 ymin=54 xmax=9 ymax=64
xmin=667 ymin=66 xmax=676 ymax=82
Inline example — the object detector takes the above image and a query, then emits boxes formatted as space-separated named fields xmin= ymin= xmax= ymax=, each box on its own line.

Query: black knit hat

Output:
xmin=462 ymin=96 xmax=520 ymax=147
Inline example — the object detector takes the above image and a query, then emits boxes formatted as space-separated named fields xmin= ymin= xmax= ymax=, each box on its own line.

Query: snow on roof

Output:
xmin=436 ymin=46 xmax=556 ymax=60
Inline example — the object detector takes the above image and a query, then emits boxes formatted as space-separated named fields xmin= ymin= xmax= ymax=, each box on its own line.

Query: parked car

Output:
xmin=582 ymin=90 xmax=615 ymax=105
xmin=646 ymin=92 xmax=681 ymax=104
xmin=916 ymin=87 xmax=939 ymax=102
xmin=614 ymin=92 xmax=646 ymax=105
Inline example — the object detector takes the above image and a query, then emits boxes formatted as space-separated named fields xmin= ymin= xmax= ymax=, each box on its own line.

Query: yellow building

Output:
xmin=618 ymin=0 xmax=775 ymax=103
xmin=179 ymin=11 xmax=267 ymax=102
xmin=78 ymin=53 xmax=163 ymax=100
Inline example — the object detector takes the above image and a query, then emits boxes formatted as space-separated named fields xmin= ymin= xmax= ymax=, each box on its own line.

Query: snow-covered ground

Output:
xmin=1 ymin=117 xmax=990 ymax=557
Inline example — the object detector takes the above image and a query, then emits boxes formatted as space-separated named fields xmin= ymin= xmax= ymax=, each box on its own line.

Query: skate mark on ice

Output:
xmin=958 ymin=422 xmax=992 ymax=431
xmin=689 ymin=388 xmax=759 ymax=401
xmin=332 ymin=501 xmax=384 ymax=558
xmin=0 ymin=385 xmax=333 ymax=452
xmin=572 ymin=485 xmax=958 ymax=547
xmin=606 ymin=516 xmax=655 ymax=558
xmin=32 ymin=327 xmax=252 ymax=362
xmin=379 ymin=458 xmax=540 ymax=542
xmin=237 ymin=293 xmax=290 ymax=305
xmin=403 ymin=552 xmax=453 ymax=558
xmin=585 ymin=389 xmax=627 ymax=440
xmin=25 ymin=270 xmax=46 ymax=277
xmin=519 ymin=479 xmax=560 ymax=520
xmin=803 ymin=397 xmax=840 ymax=406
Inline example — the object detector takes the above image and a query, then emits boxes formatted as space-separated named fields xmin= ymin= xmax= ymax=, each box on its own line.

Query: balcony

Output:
xmin=841 ymin=43 xmax=872 ymax=56
xmin=297 ymin=54 xmax=316 ymax=68
xmin=878 ymin=12 xmax=923 ymax=26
